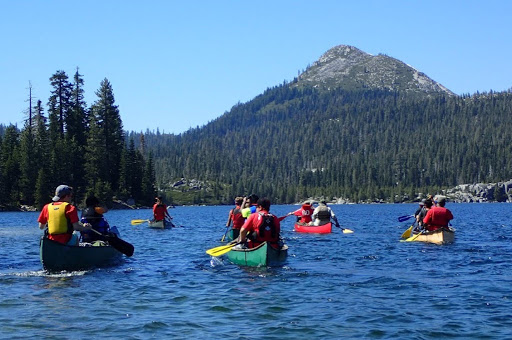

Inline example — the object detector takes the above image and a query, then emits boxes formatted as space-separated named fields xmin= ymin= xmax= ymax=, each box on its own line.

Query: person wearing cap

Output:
xmin=416 ymin=198 xmax=433 ymax=231
xmin=38 ymin=185 xmax=92 ymax=245
xmin=311 ymin=201 xmax=340 ymax=227
xmin=287 ymin=200 xmax=314 ymax=225
xmin=153 ymin=196 xmax=172 ymax=223
xmin=422 ymin=195 xmax=453 ymax=231
xmin=414 ymin=200 xmax=425 ymax=223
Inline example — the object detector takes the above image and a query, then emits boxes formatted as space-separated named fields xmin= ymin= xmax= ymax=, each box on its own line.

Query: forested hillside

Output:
xmin=134 ymin=85 xmax=512 ymax=204
xmin=3 ymin=46 xmax=511 ymax=207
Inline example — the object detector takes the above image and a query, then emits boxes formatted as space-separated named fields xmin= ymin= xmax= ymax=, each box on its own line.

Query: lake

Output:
xmin=1 ymin=203 xmax=512 ymax=339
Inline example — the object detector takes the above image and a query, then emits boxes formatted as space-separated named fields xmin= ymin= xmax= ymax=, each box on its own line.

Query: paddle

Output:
xmin=131 ymin=219 xmax=150 ymax=225
xmin=398 ymin=215 xmax=414 ymax=222
xmin=91 ymin=229 xmax=134 ymax=257
xmin=401 ymin=225 xmax=413 ymax=239
xmin=206 ymin=241 xmax=238 ymax=257
xmin=334 ymin=221 xmax=354 ymax=234
xmin=165 ymin=218 xmax=176 ymax=228
xmin=220 ymin=226 xmax=230 ymax=242
xmin=404 ymin=231 xmax=424 ymax=242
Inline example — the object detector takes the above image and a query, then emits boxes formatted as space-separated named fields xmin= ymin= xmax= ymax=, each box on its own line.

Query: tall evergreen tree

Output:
xmin=47 ymin=71 xmax=73 ymax=189
xmin=67 ymin=68 xmax=88 ymax=199
xmin=88 ymin=78 xmax=124 ymax=191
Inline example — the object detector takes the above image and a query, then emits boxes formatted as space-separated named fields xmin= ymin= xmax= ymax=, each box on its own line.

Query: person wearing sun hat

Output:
xmin=38 ymin=184 xmax=92 ymax=245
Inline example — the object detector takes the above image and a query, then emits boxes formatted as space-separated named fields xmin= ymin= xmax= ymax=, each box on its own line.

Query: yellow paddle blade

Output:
xmin=131 ymin=219 xmax=149 ymax=225
xmin=401 ymin=226 xmax=413 ymax=239
xmin=342 ymin=228 xmax=354 ymax=234
xmin=404 ymin=232 xmax=423 ymax=242
xmin=206 ymin=243 xmax=237 ymax=257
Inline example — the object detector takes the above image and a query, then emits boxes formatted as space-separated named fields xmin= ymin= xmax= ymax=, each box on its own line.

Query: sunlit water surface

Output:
xmin=1 ymin=203 xmax=512 ymax=339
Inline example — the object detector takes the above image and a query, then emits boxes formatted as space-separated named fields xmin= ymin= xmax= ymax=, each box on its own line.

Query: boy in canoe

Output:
xmin=225 ymin=196 xmax=245 ymax=239
xmin=287 ymin=200 xmax=314 ymax=225
xmin=237 ymin=197 xmax=281 ymax=249
xmin=80 ymin=196 xmax=110 ymax=243
xmin=153 ymin=196 xmax=172 ymax=224
xmin=311 ymin=201 xmax=340 ymax=227
xmin=38 ymin=184 xmax=92 ymax=246
xmin=423 ymin=196 xmax=453 ymax=231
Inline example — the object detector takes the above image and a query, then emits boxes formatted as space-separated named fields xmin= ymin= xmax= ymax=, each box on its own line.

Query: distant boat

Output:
xmin=294 ymin=222 xmax=332 ymax=234
xmin=148 ymin=220 xmax=173 ymax=229
xmin=407 ymin=227 xmax=455 ymax=245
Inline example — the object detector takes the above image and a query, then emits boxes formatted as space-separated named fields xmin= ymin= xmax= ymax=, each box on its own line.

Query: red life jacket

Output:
xmin=299 ymin=204 xmax=314 ymax=223
xmin=231 ymin=206 xmax=245 ymax=229
xmin=153 ymin=204 xmax=167 ymax=221
xmin=249 ymin=213 xmax=279 ymax=248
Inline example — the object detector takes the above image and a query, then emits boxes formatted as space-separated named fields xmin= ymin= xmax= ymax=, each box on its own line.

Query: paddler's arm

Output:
xmin=72 ymin=221 xmax=92 ymax=232
xmin=225 ymin=209 xmax=233 ymax=227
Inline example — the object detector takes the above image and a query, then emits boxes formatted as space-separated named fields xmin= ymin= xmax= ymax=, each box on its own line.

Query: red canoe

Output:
xmin=294 ymin=222 xmax=332 ymax=234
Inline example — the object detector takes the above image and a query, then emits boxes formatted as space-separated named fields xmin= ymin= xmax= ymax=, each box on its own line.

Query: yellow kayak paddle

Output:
xmin=131 ymin=219 xmax=150 ymax=225
xmin=206 ymin=242 xmax=238 ymax=257
xmin=401 ymin=225 xmax=413 ymax=239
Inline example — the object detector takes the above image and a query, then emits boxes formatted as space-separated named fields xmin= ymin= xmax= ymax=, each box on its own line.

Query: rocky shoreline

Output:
xmin=6 ymin=179 xmax=512 ymax=212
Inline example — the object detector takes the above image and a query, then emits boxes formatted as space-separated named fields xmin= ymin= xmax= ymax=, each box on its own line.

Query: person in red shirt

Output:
xmin=238 ymin=197 xmax=281 ymax=249
xmin=153 ymin=196 xmax=172 ymax=222
xmin=287 ymin=201 xmax=314 ymax=224
xmin=38 ymin=184 xmax=92 ymax=245
xmin=225 ymin=196 xmax=245 ymax=239
xmin=423 ymin=196 xmax=453 ymax=231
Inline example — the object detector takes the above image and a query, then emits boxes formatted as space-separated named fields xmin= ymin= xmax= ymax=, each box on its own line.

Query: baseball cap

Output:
xmin=52 ymin=185 xmax=73 ymax=202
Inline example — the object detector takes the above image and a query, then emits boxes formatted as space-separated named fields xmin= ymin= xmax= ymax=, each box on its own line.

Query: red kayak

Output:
xmin=294 ymin=222 xmax=332 ymax=234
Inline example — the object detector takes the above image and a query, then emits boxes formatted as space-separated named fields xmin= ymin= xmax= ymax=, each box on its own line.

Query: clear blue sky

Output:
xmin=1 ymin=0 xmax=510 ymax=134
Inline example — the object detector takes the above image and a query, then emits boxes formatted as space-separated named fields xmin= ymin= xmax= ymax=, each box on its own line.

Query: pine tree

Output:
xmin=89 ymin=78 xmax=124 ymax=191
xmin=47 ymin=71 xmax=73 ymax=188
xmin=67 ymin=68 xmax=88 ymax=199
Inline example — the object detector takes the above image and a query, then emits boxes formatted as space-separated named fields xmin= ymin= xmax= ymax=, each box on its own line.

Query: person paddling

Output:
xmin=237 ymin=197 xmax=282 ymax=249
xmin=423 ymin=196 xmax=453 ymax=231
xmin=81 ymin=196 xmax=110 ymax=243
xmin=153 ymin=196 xmax=173 ymax=226
xmin=225 ymin=196 xmax=245 ymax=239
xmin=38 ymin=185 xmax=92 ymax=246
xmin=416 ymin=198 xmax=433 ymax=231
xmin=287 ymin=200 xmax=314 ymax=225
xmin=311 ymin=201 xmax=340 ymax=227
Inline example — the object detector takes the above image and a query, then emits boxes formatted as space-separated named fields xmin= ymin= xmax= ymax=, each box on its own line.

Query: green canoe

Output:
xmin=40 ymin=236 xmax=123 ymax=272
xmin=227 ymin=242 xmax=288 ymax=267
xmin=148 ymin=220 xmax=175 ymax=229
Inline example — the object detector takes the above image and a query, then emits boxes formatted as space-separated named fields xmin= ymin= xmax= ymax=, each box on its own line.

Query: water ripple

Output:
xmin=2 ymin=205 xmax=512 ymax=339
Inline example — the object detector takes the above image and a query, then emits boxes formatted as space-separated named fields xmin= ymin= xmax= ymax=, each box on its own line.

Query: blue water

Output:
xmin=1 ymin=203 xmax=512 ymax=339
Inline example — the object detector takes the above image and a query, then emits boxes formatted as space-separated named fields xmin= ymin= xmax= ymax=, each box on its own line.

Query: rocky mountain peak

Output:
xmin=297 ymin=44 xmax=455 ymax=96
